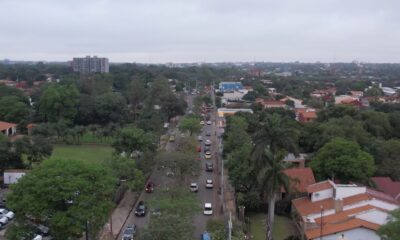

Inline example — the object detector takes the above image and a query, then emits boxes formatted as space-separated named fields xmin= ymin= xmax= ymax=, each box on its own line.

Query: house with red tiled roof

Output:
xmin=255 ymin=98 xmax=286 ymax=109
xmin=292 ymin=180 xmax=399 ymax=240
xmin=0 ymin=121 xmax=17 ymax=136
xmin=295 ymin=108 xmax=318 ymax=123
xmin=372 ymin=177 xmax=400 ymax=201
xmin=282 ymin=168 xmax=315 ymax=198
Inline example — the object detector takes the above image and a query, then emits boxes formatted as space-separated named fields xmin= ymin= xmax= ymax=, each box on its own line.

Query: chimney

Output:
xmin=334 ymin=198 xmax=343 ymax=213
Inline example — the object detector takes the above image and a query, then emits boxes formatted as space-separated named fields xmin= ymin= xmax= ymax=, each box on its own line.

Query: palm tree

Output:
xmin=255 ymin=149 xmax=291 ymax=240
xmin=252 ymin=113 xmax=299 ymax=160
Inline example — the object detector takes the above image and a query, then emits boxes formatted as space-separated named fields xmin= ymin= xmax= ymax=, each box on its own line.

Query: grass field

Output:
xmin=249 ymin=213 xmax=296 ymax=240
xmin=51 ymin=144 xmax=114 ymax=164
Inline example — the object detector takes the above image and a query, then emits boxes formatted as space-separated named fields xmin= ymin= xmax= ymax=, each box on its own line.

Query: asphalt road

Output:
xmin=117 ymin=91 xmax=223 ymax=240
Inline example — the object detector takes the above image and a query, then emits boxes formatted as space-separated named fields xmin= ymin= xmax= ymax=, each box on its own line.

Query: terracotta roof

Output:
xmin=306 ymin=181 xmax=333 ymax=193
xmin=372 ymin=177 xmax=400 ymax=200
xmin=305 ymin=218 xmax=380 ymax=239
xmin=283 ymin=168 xmax=316 ymax=193
xmin=4 ymin=169 xmax=28 ymax=173
xmin=0 ymin=121 xmax=17 ymax=131
xmin=300 ymin=111 xmax=317 ymax=119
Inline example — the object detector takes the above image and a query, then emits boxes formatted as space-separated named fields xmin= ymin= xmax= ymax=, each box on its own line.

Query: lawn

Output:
xmin=248 ymin=213 xmax=296 ymax=240
xmin=50 ymin=144 xmax=114 ymax=164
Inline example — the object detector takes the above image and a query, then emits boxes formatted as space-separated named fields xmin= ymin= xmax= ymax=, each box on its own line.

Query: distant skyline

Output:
xmin=1 ymin=0 xmax=400 ymax=63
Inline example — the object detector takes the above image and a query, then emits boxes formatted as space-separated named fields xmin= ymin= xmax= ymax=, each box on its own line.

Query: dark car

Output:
xmin=135 ymin=201 xmax=147 ymax=217
xmin=205 ymin=163 xmax=213 ymax=172
xmin=205 ymin=131 xmax=211 ymax=136
xmin=122 ymin=224 xmax=136 ymax=240
xmin=145 ymin=182 xmax=154 ymax=193
xmin=203 ymin=146 xmax=210 ymax=152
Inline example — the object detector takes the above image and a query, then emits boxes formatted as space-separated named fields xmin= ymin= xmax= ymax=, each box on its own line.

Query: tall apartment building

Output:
xmin=72 ymin=56 xmax=109 ymax=73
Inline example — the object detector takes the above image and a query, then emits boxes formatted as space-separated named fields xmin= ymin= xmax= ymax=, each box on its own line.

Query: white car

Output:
xmin=0 ymin=208 xmax=14 ymax=220
xmin=33 ymin=235 xmax=42 ymax=240
xmin=197 ymin=136 xmax=203 ymax=141
xmin=190 ymin=183 xmax=199 ymax=192
xmin=0 ymin=216 xmax=8 ymax=225
xmin=205 ymin=140 xmax=211 ymax=146
xmin=203 ymin=203 xmax=213 ymax=215
xmin=207 ymin=121 xmax=212 ymax=125
xmin=206 ymin=179 xmax=213 ymax=189
xmin=205 ymin=152 xmax=212 ymax=159
xmin=200 ymin=121 xmax=205 ymax=125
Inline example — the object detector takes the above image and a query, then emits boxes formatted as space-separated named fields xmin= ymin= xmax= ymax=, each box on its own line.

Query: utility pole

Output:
xmin=228 ymin=211 xmax=232 ymax=240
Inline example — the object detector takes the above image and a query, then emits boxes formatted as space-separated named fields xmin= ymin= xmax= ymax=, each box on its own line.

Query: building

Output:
xmin=371 ymin=177 xmax=400 ymax=201
xmin=283 ymin=153 xmax=308 ymax=168
xmin=282 ymin=167 xmax=316 ymax=198
xmin=0 ymin=121 xmax=17 ymax=136
xmin=255 ymin=98 xmax=286 ymax=109
xmin=296 ymin=108 xmax=318 ymax=123
xmin=217 ymin=108 xmax=253 ymax=117
xmin=218 ymin=82 xmax=243 ymax=93
xmin=292 ymin=180 xmax=399 ymax=240
xmin=72 ymin=56 xmax=109 ymax=74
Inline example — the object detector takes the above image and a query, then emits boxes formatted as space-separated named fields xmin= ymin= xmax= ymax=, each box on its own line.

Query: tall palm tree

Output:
xmin=256 ymin=149 xmax=291 ymax=240
xmin=252 ymin=113 xmax=299 ymax=160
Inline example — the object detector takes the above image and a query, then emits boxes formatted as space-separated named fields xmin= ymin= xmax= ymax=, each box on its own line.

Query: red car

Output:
xmin=145 ymin=182 xmax=154 ymax=193
xmin=197 ymin=146 xmax=201 ymax=152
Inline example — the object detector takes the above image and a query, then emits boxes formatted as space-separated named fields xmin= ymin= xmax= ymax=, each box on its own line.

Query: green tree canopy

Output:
xmin=7 ymin=158 xmax=117 ymax=239
xmin=178 ymin=116 xmax=201 ymax=136
xmin=378 ymin=209 xmax=400 ymax=240
xmin=310 ymin=138 xmax=375 ymax=182
xmin=0 ymin=96 xmax=30 ymax=123
xmin=105 ymin=155 xmax=144 ymax=191
xmin=112 ymin=126 xmax=155 ymax=154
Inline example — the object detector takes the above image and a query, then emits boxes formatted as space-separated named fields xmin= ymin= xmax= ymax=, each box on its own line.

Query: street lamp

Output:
xmin=320 ymin=205 xmax=324 ymax=240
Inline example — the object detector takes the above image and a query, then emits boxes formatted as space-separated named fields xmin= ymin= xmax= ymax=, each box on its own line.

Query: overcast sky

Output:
xmin=1 ymin=0 xmax=399 ymax=63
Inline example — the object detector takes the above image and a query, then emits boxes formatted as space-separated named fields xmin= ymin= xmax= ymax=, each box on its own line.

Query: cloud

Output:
xmin=0 ymin=0 xmax=399 ymax=62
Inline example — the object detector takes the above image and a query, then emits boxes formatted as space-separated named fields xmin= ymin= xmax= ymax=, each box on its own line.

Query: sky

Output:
xmin=1 ymin=0 xmax=400 ymax=63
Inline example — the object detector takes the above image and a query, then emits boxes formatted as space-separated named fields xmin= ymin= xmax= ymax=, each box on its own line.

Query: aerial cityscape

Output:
xmin=0 ymin=1 xmax=400 ymax=240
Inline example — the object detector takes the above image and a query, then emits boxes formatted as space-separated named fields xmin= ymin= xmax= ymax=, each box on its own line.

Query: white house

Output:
xmin=0 ymin=121 xmax=17 ymax=136
xmin=292 ymin=180 xmax=399 ymax=240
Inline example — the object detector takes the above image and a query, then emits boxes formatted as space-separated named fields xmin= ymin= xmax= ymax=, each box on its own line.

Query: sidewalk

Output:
xmin=99 ymin=191 xmax=138 ymax=240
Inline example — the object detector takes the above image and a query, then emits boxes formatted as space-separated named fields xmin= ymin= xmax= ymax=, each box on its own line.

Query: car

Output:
xmin=135 ymin=201 xmax=147 ymax=217
xmin=122 ymin=224 xmax=136 ymax=240
xmin=200 ymin=121 xmax=205 ymax=125
xmin=203 ymin=203 xmax=213 ymax=215
xmin=206 ymin=121 xmax=212 ymax=125
xmin=36 ymin=224 xmax=49 ymax=236
xmin=33 ymin=235 xmax=43 ymax=240
xmin=201 ymin=232 xmax=211 ymax=240
xmin=197 ymin=135 xmax=203 ymax=141
xmin=205 ymin=152 xmax=212 ymax=159
xmin=166 ymin=171 xmax=175 ymax=177
xmin=205 ymin=140 xmax=211 ymax=146
xmin=169 ymin=135 xmax=175 ymax=142
xmin=203 ymin=146 xmax=210 ymax=152
xmin=206 ymin=179 xmax=213 ymax=189
xmin=197 ymin=146 xmax=202 ymax=152
xmin=205 ymin=163 xmax=213 ymax=172
xmin=190 ymin=183 xmax=199 ymax=192
xmin=205 ymin=131 xmax=211 ymax=136
xmin=151 ymin=207 xmax=161 ymax=217
xmin=0 ymin=208 xmax=14 ymax=220
xmin=145 ymin=182 xmax=154 ymax=193
xmin=0 ymin=216 xmax=8 ymax=225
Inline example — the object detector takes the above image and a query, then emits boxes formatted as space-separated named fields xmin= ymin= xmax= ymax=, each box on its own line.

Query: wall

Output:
xmin=335 ymin=186 xmax=366 ymax=199
xmin=4 ymin=172 xmax=26 ymax=184
xmin=356 ymin=210 xmax=389 ymax=225
xmin=312 ymin=188 xmax=333 ymax=202
xmin=313 ymin=228 xmax=380 ymax=240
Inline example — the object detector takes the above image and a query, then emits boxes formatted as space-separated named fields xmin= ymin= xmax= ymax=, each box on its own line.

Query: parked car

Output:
xmin=190 ymin=183 xmax=199 ymax=192
xmin=197 ymin=146 xmax=202 ymax=152
xmin=205 ymin=163 xmax=213 ymax=172
xmin=206 ymin=121 xmax=212 ymax=125
xmin=203 ymin=146 xmax=210 ymax=152
xmin=151 ymin=207 xmax=161 ymax=217
xmin=198 ymin=136 xmax=203 ymax=141
xmin=0 ymin=216 xmax=8 ymax=226
xmin=122 ymin=224 xmax=136 ymax=240
xmin=205 ymin=131 xmax=211 ymax=136
xmin=169 ymin=135 xmax=175 ymax=142
xmin=205 ymin=179 xmax=213 ymax=189
xmin=0 ymin=208 xmax=14 ymax=220
xmin=201 ymin=232 xmax=211 ymax=240
xmin=205 ymin=140 xmax=211 ymax=146
xmin=135 ymin=201 xmax=147 ymax=217
xmin=166 ymin=171 xmax=175 ymax=177
xmin=145 ymin=182 xmax=154 ymax=193
xmin=200 ymin=121 xmax=205 ymax=125
xmin=203 ymin=203 xmax=213 ymax=215
xmin=205 ymin=152 xmax=212 ymax=159
xmin=33 ymin=235 xmax=42 ymax=240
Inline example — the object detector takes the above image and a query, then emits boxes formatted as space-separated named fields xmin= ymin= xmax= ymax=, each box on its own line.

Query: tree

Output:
xmin=378 ymin=209 xmax=400 ymax=240
xmin=160 ymin=94 xmax=187 ymax=121
xmin=0 ymin=96 xmax=30 ymax=123
xmin=105 ymin=155 xmax=144 ymax=191
xmin=7 ymin=158 xmax=117 ymax=239
xmin=255 ymin=149 xmax=291 ymax=240
xmin=370 ymin=139 xmax=400 ymax=180
xmin=361 ymin=111 xmax=392 ymax=139
xmin=112 ymin=126 xmax=155 ymax=154
xmin=156 ymin=151 xmax=199 ymax=183
xmin=310 ymin=138 xmax=375 ymax=182
xmin=15 ymin=136 xmax=53 ymax=168
xmin=94 ymin=92 xmax=129 ymax=125
xmin=365 ymin=86 xmax=383 ymax=97
xmin=128 ymin=78 xmax=146 ymax=121
xmin=178 ymin=116 xmax=201 ymax=136
xmin=252 ymin=114 xmax=299 ymax=160
xmin=0 ymin=138 xmax=24 ymax=173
